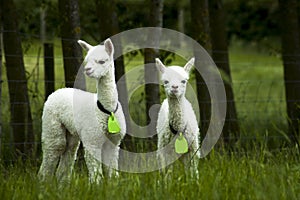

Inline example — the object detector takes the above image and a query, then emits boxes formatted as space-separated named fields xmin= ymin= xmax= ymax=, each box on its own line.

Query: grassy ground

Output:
xmin=229 ymin=40 xmax=287 ymax=147
xmin=0 ymin=148 xmax=299 ymax=199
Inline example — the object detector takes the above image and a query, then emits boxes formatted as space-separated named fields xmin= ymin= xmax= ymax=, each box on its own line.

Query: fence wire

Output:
xmin=0 ymin=34 xmax=297 ymax=161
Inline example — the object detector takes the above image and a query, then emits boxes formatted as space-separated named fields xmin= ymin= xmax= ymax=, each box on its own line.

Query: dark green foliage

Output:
xmin=14 ymin=0 xmax=60 ymax=39
xmin=11 ymin=0 xmax=282 ymax=45
xmin=225 ymin=0 xmax=280 ymax=42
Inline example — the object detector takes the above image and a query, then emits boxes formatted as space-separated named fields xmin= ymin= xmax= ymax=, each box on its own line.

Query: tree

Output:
xmin=94 ymin=0 xmax=130 ymax=133
xmin=279 ymin=0 xmax=300 ymax=146
xmin=58 ymin=0 xmax=85 ymax=89
xmin=209 ymin=0 xmax=240 ymax=145
xmin=225 ymin=0 xmax=279 ymax=43
xmin=0 ymin=11 xmax=2 ymax=153
xmin=144 ymin=0 xmax=164 ymax=142
xmin=190 ymin=0 xmax=212 ymax=138
xmin=0 ymin=0 xmax=34 ymax=158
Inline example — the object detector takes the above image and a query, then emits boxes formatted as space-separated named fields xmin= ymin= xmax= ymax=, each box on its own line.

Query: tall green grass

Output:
xmin=0 ymin=148 xmax=299 ymax=199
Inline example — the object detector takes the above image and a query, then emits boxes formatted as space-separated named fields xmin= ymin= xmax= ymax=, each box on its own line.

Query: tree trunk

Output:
xmin=94 ymin=0 xmax=131 ymax=150
xmin=209 ymin=0 xmax=240 ymax=146
xmin=44 ymin=43 xmax=55 ymax=99
xmin=58 ymin=0 xmax=85 ymax=89
xmin=279 ymin=0 xmax=300 ymax=146
xmin=40 ymin=6 xmax=46 ymax=44
xmin=190 ymin=0 xmax=212 ymax=139
xmin=144 ymin=0 xmax=163 ymax=144
xmin=94 ymin=0 xmax=129 ymax=126
xmin=0 ymin=0 xmax=34 ymax=158
xmin=178 ymin=7 xmax=185 ymax=46
xmin=0 ymin=14 xmax=2 ymax=156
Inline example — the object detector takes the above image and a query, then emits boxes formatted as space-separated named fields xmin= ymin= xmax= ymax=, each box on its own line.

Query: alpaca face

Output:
xmin=161 ymin=67 xmax=188 ymax=98
xmin=156 ymin=58 xmax=195 ymax=98
xmin=78 ymin=39 xmax=114 ymax=79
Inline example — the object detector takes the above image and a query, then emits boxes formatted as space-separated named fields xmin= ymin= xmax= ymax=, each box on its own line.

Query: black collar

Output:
xmin=169 ymin=124 xmax=187 ymax=135
xmin=97 ymin=100 xmax=118 ymax=115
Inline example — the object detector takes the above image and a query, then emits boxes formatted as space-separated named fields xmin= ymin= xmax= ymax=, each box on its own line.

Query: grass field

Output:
xmin=1 ymin=39 xmax=299 ymax=199
xmin=229 ymin=40 xmax=288 ymax=148
xmin=0 ymin=149 xmax=299 ymax=199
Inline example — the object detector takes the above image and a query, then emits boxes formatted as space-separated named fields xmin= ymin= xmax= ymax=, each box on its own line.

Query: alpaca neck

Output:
xmin=97 ymin=65 xmax=118 ymax=112
xmin=168 ymin=96 xmax=185 ymax=132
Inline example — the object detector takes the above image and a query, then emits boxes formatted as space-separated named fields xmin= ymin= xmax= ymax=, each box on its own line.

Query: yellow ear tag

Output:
xmin=108 ymin=112 xmax=121 ymax=134
xmin=175 ymin=132 xmax=188 ymax=154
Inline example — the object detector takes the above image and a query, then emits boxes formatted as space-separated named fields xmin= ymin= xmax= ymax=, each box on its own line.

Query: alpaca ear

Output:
xmin=104 ymin=38 xmax=114 ymax=57
xmin=183 ymin=57 xmax=195 ymax=74
xmin=155 ymin=58 xmax=166 ymax=73
xmin=78 ymin=40 xmax=93 ymax=51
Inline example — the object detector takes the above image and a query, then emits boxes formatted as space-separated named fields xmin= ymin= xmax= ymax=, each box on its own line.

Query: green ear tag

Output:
xmin=108 ymin=112 xmax=121 ymax=134
xmin=175 ymin=132 xmax=188 ymax=154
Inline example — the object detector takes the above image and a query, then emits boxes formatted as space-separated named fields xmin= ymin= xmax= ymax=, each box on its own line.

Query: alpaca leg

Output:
xmin=191 ymin=138 xmax=200 ymax=178
xmin=56 ymin=132 xmax=80 ymax=183
xmin=38 ymin=121 xmax=66 ymax=181
xmin=102 ymin=140 xmax=119 ymax=178
xmin=194 ymin=150 xmax=201 ymax=178
xmin=186 ymin=153 xmax=199 ymax=179
xmin=157 ymin=140 xmax=167 ymax=173
xmin=158 ymin=146 xmax=174 ymax=179
xmin=158 ymin=152 xmax=167 ymax=173
xmin=84 ymin=149 xmax=103 ymax=183
xmin=183 ymin=142 xmax=200 ymax=178
xmin=192 ymin=155 xmax=199 ymax=179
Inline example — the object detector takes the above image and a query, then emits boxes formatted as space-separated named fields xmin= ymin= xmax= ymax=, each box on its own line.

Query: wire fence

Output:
xmin=0 ymin=33 xmax=294 ymax=161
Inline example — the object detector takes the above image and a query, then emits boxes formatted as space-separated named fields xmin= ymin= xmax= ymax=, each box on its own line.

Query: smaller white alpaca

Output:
xmin=156 ymin=58 xmax=200 ymax=172
xmin=38 ymin=39 xmax=126 ymax=183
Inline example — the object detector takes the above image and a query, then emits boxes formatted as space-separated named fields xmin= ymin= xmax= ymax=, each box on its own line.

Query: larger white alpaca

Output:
xmin=38 ymin=39 xmax=126 ymax=183
xmin=156 ymin=58 xmax=200 ymax=173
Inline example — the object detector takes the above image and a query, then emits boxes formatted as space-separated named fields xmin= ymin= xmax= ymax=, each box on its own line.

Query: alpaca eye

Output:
xmin=97 ymin=60 xmax=105 ymax=65
xmin=164 ymin=80 xmax=169 ymax=84
xmin=181 ymin=80 xmax=187 ymax=84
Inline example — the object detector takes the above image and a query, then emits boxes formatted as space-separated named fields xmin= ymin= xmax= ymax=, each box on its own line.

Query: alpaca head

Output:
xmin=156 ymin=58 xmax=194 ymax=98
xmin=78 ymin=39 xmax=114 ymax=79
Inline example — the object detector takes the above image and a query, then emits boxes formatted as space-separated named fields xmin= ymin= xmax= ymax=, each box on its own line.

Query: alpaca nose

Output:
xmin=85 ymin=67 xmax=92 ymax=71
xmin=172 ymin=85 xmax=178 ymax=89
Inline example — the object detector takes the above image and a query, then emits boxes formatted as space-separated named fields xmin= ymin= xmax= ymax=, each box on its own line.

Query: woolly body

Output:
xmin=38 ymin=39 xmax=126 ymax=183
xmin=156 ymin=58 xmax=200 ymax=170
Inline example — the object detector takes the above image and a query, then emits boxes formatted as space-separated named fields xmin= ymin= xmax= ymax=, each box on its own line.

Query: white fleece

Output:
xmin=38 ymin=39 xmax=126 ymax=183
xmin=155 ymin=58 xmax=200 ymax=174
